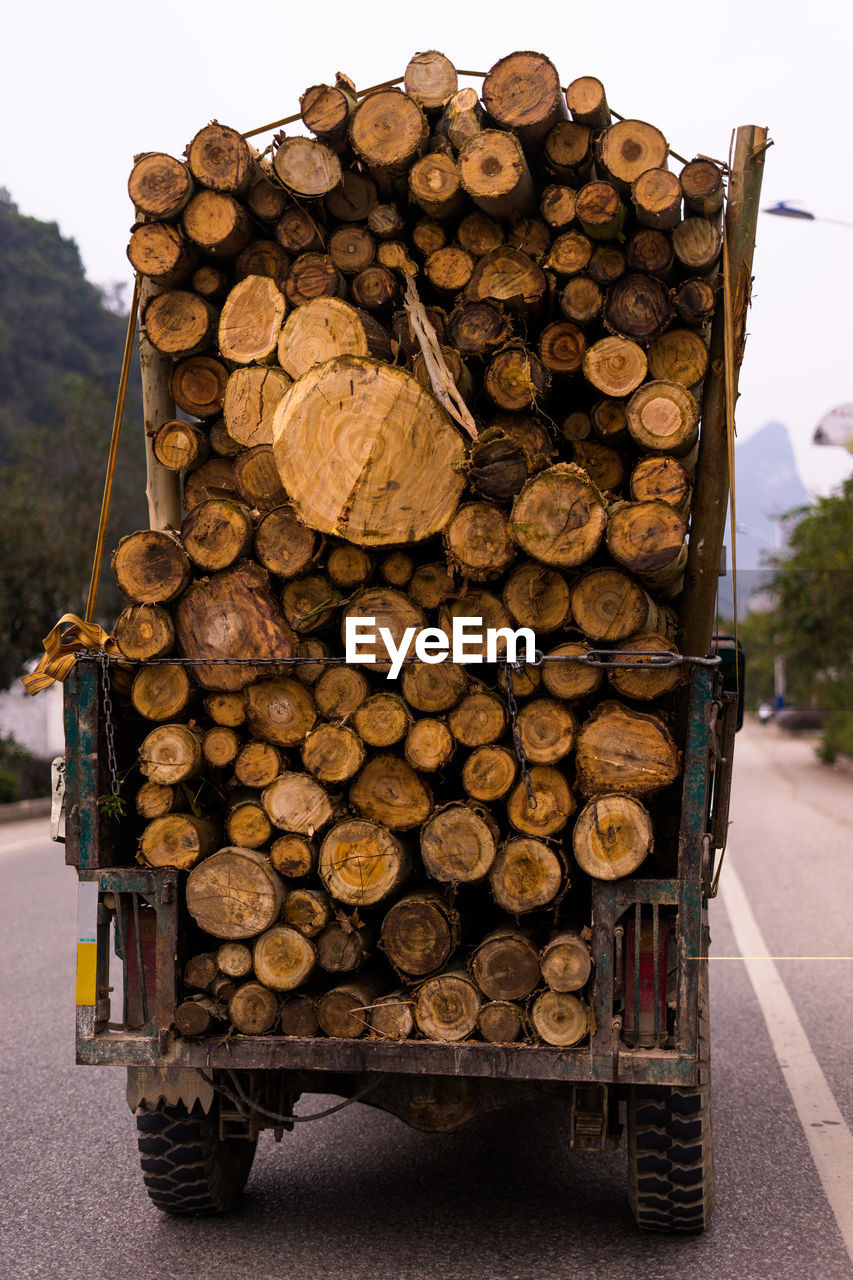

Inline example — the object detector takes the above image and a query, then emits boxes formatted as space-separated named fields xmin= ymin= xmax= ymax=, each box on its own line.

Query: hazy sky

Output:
xmin=3 ymin=0 xmax=852 ymax=497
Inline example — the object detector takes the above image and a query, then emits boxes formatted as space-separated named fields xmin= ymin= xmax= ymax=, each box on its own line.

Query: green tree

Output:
xmin=769 ymin=477 xmax=853 ymax=759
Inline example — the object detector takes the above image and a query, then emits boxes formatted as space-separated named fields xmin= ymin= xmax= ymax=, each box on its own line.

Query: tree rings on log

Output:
xmin=181 ymin=499 xmax=253 ymax=572
xmin=607 ymin=500 xmax=686 ymax=579
xmin=506 ymin=765 xmax=575 ymax=837
xmin=630 ymin=456 xmax=691 ymax=518
xmin=128 ymin=152 xmax=193 ymax=220
xmin=446 ymin=690 xmax=508 ymax=748
xmin=314 ymin=666 xmax=370 ymax=720
xmin=218 ymin=276 xmax=287 ymax=364
xmin=279 ymin=993 xmax=320 ymax=1037
xmin=273 ymin=136 xmax=342 ymax=198
xmin=186 ymin=846 xmax=284 ymax=939
xmin=597 ymin=120 xmax=668 ymax=194
xmin=138 ymin=814 xmax=217 ymax=870
xmin=531 ymin=991 xmax=589 ymax=1046
xmin=352 ymin=694 xmax=411 ymax=748
xmin=471 ymin=930 xmax=540 ymax=1001
xmin=572 ymin=793 xmax=654 ymax=879
xmin=319 ymin=817 xmax=409 ymax=906
xmin=223 ymin=366 xmax=293 ymax=449
xmin=574 ymin=701 xmax=681 ymax=798
xmin=113 ymin=531 xmax=191 ymax=605
xmin=277 ymin=298 xmax=392 ymax=378
xmin=482 ymin=51 xmax=566 ymax=147
xmin=229 ymin=982 xmax=279 ymax=1035
xmin=253 ymin=925 xmax=316 ymax=992
xmin=381 ymin=891 xmax=459 ymax=976
xmin=317 ymin=979 xmax=379 ymax=1038
xmin=254 ymin=505 xmax=318 ymax=579
xmin=404 ymin=718 xmax=454 ymax=772
xmin=503 ymin=560 xmax=571 ymax=633
xmin=540 ymin=931 xmax=592 ymax=992
xmin=414 ymin=970 xmax=481 ymax=1041
xmin=608 ymin=632 xmax=681 ymax=701
xmin=272 ymin=356 xmax=467 ymax=547
xmin=170 ymin=355 xmax=229 ymax=419
xmin=626 ymin=381 xmax=699 ymax=456
xmin=420 ymin=802 xmax=498 ymax=883
xmin=404 ymin=50 xmax=458 ymax=111
xmin=302 ymin=724 xmax=365 ymax=783
xmin=509 ymin=463 xmax=606 ymax=568
xmin=350 ymin=90 xmax=428 ymax=175
xmin=174 ymin=563 xmax=295 ymax=692
xmin=349 ymin=755 xmax=433 ymax=832
xmin=139 ymin=724 xmax=202 ymax=786
xmin=131 ymin=662 xmax=192 ymax=722
xmin=570 ymin=568 xmax=662 ymax=643
xmin=516 ymin=697 xmax=576 ymax=763
xmin=540 ymin=640 xmax=604 ymax=701
xmin=246 ymin=679 xmax=317 ymax=748
xmin=461 ymin=745 xmax=517 ymax=802
xmin=459 ymin=130 xmax=535 ymax=221
xmin=582 ymin=337 xmax=647 ymax=397
xmin=282 ymin=888 xmax=332 ymax=938
xmin=270 ymin=833 xmax=316 ymax=879
xmin=489 ymin=837 xmax=563 ymax=914
xmin=478 ymin=1001 xmax=524 ymax=1043
xmin=187 ymin=122 xmax=252 ymax=194
xmin=261 ymin=762 xmax=330 ymax=834
xmin=115 ymin=604 xmax=174 ymax=662
xmin=647 ymin=329 xmax=709 ymax=388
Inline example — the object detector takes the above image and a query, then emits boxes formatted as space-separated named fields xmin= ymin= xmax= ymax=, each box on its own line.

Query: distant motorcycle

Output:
xmin=757 ymin=702 xmax=775 ymax=724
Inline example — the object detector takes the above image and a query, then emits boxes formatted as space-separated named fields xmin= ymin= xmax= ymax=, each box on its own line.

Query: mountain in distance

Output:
xmin=717 ymin=420 xmax=811 ymax=614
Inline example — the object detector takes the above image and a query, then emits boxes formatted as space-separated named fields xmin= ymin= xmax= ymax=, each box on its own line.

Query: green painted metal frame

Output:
xmin=68 ymin=665 xmax=718 ymax=1087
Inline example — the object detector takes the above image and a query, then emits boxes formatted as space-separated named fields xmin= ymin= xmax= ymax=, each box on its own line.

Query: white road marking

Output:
xmin=721 ymin=861 xmax=853 ymax=1264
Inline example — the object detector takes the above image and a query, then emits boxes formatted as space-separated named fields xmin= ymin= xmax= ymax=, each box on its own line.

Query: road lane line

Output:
xmin=721 ymin=861 xmax=853 ymax=1264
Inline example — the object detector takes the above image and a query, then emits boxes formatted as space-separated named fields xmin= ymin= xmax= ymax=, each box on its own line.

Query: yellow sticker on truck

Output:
xmin=76 ymin=881 xmax=99 ymax=1006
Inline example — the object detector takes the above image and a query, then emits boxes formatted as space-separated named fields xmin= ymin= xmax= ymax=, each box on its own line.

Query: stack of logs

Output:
xmin=113 ymin=49 xmax=723 ymax=1047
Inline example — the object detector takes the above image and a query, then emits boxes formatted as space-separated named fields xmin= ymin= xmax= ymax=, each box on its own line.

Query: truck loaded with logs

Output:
xmin=53 ymin=49 xmax=764 ymax=1231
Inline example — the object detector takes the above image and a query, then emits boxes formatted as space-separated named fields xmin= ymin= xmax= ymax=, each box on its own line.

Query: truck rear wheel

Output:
xmin=136 ymin=1100 xmax=257 ymax=1215
xmin=626 ymin=966 xmax=714 ymax=1232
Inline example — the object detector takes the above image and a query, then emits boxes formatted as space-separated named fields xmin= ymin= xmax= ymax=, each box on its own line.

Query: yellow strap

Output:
xmin=21 ymin=614 xmax=122 ymax=696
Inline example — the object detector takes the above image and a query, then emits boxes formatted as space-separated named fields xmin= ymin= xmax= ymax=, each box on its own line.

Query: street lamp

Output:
xmin=763 ymin=201 xmax=853 ymax=229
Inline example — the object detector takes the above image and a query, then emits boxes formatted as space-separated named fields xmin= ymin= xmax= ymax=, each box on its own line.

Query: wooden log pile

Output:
xmin=116 ymin=49 xmax=724 ymax=1047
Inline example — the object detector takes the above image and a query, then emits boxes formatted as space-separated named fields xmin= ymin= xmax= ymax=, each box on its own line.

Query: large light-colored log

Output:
xmin=350 ymin=89 xmax=428 ymax=176
xmin=273 ymin=135 xmax=342 ymax=197
xmin=218 ymin=276 xmax=286 ymax=364
xmin=404 ymin=50 xmax=458 ymax=111
xmin=597 ymin=120 xmax=668 ymax=194
xmin=531 ymin=991 xmax=589 ymax=1046
xmin=272 ymin=356 xmax=466 ymax=547
xmin=277 ymin=298 xmax=392 ymax=378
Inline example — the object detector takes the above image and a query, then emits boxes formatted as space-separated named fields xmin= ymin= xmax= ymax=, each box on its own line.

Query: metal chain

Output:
xmin=100 ymin=653 xmax=121 ymax=799
xmin=503 ymin=662 xmax=536 ymax=809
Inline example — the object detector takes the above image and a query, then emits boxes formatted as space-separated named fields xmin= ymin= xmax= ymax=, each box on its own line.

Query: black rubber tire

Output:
xmin=627 ymin=965 xmax=715 ymax=1232
xmin=136 ymin=1101 xmax=257 ymax=1215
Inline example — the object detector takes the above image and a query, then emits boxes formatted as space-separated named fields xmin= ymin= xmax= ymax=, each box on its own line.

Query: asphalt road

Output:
xmin=2 ymin=720 xmax=852 ymax=1280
